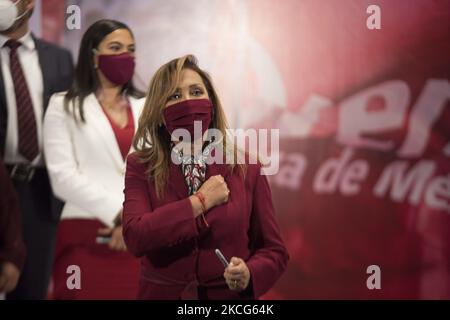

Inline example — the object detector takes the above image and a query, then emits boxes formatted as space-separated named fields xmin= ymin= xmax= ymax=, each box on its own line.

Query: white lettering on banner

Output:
xmin=271 ymin=152 xmax=308 ymax=190
xmin=338 ymin=80 xmax=410 ymax=151
xmin=425 ymin=175 xmax=450 ymax=211
xmin=314 ymin=147 xmax=353 ymax=193
xmin=341 ymin=160 xmax=369 ymax=196
xmin=274 ymin=151 xmax=450 ymax=213
xmin=280 ymin=80 xmax=450 ymax=158
xmin=374 ymin=161 xmax=435 ymax=205
xmin=277 ymin=94 xmax=333 ymax=138
xmin=398 ymin=79 xmax=450 ymax=157
xmin=366 ymin=5 xmax=381 ymax=30
xmin=273 ymin=79 xmax=450 ymax=214
xmin=313 ymin=147 xmax=369 ymax=195
xmin=66 ymin=5 xmax=81 ymax=30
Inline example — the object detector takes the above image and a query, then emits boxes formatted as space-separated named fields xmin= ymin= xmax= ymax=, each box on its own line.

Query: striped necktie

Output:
xmin=4 ymin=39 xmax=38 ymax=162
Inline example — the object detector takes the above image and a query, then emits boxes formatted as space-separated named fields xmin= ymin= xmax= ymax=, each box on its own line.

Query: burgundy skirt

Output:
xmin=53 ymin=219 xmax=140 ymax=300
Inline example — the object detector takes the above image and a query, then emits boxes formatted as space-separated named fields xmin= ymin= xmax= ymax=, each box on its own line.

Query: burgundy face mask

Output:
xmin=97 ymin=52 xmax=135 ymax=85
xmin=163 ymin=99 xmax=213 ymax=141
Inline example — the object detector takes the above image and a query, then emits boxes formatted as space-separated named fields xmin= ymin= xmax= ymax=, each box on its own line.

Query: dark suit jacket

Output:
xmin=0 ymin=34 xmax=74 ymax=220
xmin=123 ymin=152 xmax=289 ymax=300
xmin=0 ymin=34 xmax=74 ymax=156
xmin=0 ymin=158 xmax=25 ymax=270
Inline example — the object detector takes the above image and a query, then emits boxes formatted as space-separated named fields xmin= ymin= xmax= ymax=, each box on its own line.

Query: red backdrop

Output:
xmin=41 ymin=0 xmax=450 ymax=299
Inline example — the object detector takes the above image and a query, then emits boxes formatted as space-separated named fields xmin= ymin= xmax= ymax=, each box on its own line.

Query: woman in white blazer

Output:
xmin=43 ymin=20 xmax=145 ymax=299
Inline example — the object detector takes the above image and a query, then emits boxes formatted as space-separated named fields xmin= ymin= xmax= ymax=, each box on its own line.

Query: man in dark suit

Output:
xmin=0 ymin=0 xmax=73 ymax=299
xmin=0 ymin=157 xmax=26 ymax=297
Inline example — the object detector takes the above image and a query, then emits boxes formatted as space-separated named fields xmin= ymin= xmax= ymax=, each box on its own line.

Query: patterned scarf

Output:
xmin=173 ymin=143 xmax=213 ymax=195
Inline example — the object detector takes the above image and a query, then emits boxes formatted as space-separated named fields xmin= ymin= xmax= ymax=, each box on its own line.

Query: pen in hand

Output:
xmin=215 ymin=248 xmax=229 ymax=268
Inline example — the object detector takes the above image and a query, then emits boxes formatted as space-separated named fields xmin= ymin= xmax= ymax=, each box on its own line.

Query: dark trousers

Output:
xmin=6 ymin=168 xmax=59 ymax=300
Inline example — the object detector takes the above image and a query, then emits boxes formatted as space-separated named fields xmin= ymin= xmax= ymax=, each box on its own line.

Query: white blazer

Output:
xmin=43 ymin=92 xmax=145 ymax=227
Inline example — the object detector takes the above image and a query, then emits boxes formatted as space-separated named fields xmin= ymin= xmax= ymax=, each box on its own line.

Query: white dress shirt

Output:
xmin=0 ymin=31 xmax=44 ymax=166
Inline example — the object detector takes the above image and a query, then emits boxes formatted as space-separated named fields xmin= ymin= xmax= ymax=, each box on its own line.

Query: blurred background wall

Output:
xmin=36 ymin=0 xmax=450 ymax=299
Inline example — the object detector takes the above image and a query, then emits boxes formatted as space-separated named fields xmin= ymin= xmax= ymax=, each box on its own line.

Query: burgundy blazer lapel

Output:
xmin=205 ymin=162 xmax=232 ymax=181
xmin=167 ymin=161 xmax=189 ymax=199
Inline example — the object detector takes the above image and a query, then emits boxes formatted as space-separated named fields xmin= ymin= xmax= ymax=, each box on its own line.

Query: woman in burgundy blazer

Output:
xmin=123 ymin=55 xmax=288 ymax=300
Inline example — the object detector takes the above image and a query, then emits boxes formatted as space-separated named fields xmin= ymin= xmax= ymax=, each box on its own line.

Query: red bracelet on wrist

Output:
xmin=194 ymin=191 xmax=209 ymax=227
xmin=195 ymin=191 xmax=207 ymax=212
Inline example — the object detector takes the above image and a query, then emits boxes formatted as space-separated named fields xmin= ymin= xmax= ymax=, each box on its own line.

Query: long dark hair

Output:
xmin=64 ymin=19 xmax=144 ymax=122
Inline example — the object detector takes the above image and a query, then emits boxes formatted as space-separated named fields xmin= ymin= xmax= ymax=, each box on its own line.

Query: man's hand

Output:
xmin=0 ymin=262 xmax=20 ymax=294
